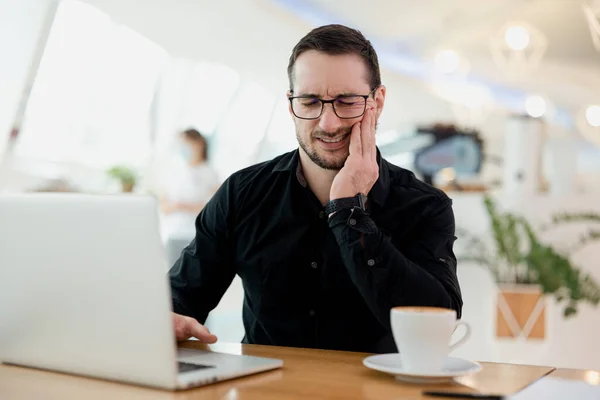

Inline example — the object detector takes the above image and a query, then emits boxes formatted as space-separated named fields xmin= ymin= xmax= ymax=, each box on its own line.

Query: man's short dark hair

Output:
xmin=287 ymin=24 xmax=381 ymax=92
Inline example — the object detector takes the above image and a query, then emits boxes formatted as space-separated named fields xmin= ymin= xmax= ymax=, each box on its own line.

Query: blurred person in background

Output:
xmin=159 ymin=128 xmax=219 ymax=264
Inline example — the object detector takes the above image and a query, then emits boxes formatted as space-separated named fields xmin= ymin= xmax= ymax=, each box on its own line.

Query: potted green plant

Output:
xmin=106 ymin=165 xmax=137 ymax=193
xmin=458 ymin=194 xmax=600 ymax=340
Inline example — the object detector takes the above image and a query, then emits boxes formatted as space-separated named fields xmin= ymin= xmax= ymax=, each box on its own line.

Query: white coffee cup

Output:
xmin=390 ymin=306 xmax=471 ymax=373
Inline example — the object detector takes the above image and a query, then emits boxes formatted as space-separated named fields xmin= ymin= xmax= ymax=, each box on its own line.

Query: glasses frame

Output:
xmin=288 ymin=86 xmax=379 ymax=120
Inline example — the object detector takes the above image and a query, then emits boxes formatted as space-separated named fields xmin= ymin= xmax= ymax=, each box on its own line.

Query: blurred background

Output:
xmin=2 ymin=0 xmax=600 ymax=373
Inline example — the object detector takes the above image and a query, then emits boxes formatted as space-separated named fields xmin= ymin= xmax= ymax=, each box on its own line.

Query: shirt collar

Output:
xmin=272 ymin=148 xmax=390 ymax=206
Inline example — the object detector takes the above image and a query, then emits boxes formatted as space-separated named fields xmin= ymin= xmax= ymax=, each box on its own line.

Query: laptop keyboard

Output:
xmin=178 ymin=361 xmax=215 ymax=373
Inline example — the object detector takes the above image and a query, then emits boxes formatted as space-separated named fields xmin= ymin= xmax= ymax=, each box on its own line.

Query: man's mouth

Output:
xmin=317 ymin=133 xmax=349 ymax=143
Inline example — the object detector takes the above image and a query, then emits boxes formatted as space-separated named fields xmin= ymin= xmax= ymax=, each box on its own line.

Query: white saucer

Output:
xmin=363 ymin=353 xmax=482 ymax=384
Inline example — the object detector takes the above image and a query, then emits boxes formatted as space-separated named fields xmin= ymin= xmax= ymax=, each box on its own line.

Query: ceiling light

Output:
xmin=434 ymin=50 xmax=460 ymax=74
xmin=525 ymin=95 xmax=546 ymax=118
xmin=505 ymin=25 xmax=531 ymax=51
xmin=586 ymin=105 xmax=600 ymax=127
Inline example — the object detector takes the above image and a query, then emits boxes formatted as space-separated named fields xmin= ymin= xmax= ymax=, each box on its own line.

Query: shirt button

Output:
xmin=310 ymin=261 xmax=318 ymax=269
xmin=367 ymin=259 xmax=375 ymax=266
xmin=349 ymin=218 xmax=357 ymax=226
xmin=319 ymin=211 xmax=325 ymax=219
xmin=309 ymin=310 xmax=316 ymax=317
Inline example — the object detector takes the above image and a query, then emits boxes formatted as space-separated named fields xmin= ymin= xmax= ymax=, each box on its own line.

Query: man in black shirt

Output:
xmin=169 ymin=24 xmax=463 ymax=353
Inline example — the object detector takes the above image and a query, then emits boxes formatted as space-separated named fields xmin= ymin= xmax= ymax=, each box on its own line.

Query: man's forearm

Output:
xmin=328 ymin=208 xmax=462 ymax=330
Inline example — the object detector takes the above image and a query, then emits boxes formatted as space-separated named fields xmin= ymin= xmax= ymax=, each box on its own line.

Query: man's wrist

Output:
xmin=324 ymin=194 xmax=366 ymax=217
xmin=329 ymin=191 xmax=359 ymax=202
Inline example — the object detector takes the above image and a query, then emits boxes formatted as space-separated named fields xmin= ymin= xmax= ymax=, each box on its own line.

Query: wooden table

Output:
xmin=1 ymin=341 xmax=598 ymax=399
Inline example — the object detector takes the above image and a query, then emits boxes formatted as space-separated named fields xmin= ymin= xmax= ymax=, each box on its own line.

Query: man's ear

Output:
xmin=374 ymin=85 xmax=386 ymax=119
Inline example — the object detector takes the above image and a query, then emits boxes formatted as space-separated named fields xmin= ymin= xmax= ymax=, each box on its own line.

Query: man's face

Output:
xmin=289 ymin=50 xmax=379 ymax=170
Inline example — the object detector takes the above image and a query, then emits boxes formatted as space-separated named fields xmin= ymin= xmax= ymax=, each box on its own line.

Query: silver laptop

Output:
xmin=0 ymin=193 xmax=282 ymax=390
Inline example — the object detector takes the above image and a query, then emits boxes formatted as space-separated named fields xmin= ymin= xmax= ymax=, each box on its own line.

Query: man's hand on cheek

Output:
xmin=329 ymin=104 xmax=379 ymax=201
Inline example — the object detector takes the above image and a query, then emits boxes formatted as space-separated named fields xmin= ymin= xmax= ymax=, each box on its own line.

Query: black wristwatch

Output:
xmin=324 ymin=193 xmax=366 ymax=217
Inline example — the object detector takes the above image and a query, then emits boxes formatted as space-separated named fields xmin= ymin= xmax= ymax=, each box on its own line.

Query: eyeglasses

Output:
xmin=288 ymin=87 xmax=378 ymax=120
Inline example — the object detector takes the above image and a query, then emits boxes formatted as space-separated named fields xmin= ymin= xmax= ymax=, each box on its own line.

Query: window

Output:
xmin=13 ymin=0 xmax=281 ymax=191
xmin=16 ymin=0 xmax=168 ymax=169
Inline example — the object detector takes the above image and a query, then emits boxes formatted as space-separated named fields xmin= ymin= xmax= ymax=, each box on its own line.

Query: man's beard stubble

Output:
xmin=296 ymin=127 xmax=351 ymax=171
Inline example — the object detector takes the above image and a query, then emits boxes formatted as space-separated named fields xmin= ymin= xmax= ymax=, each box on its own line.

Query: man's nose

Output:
xmin=318 ymin=103 xmax=343 ymax=133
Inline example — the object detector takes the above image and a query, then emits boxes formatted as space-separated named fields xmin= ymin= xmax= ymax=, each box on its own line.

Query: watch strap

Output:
xmin=324 ymin=194 xmax=365 ymax=216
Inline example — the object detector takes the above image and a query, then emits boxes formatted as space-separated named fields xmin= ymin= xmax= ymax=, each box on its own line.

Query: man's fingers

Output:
xmin=366 ymin=98 xmax=377 ymax=110
xmin=360 ymin=108 xmax=372 ymax=159
xmin=173 ymin=313 xmax=218 ymax=343
xmin=367 ymin=107 xmax=377 ymax=163
xmin=188 ymin=320 xmax=218 ymax=343
xmin=369 ymin=103 xmax=376 ymax=132
xmin=349 ymin=122 xmax=362 ymax=156
xmin=173 ymin=313 xmax=190 ymax=341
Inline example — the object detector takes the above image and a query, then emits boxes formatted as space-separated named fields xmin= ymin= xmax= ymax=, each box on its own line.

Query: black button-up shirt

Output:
xmin=169 ymin=149 xmax=463 ymax=353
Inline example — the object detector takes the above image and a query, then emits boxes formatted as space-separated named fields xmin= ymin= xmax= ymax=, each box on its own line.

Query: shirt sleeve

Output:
xmin=328 ymin=198 xmax=463 ymax=330
xmin=168 ymin=177 xmax=237 ymax=324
